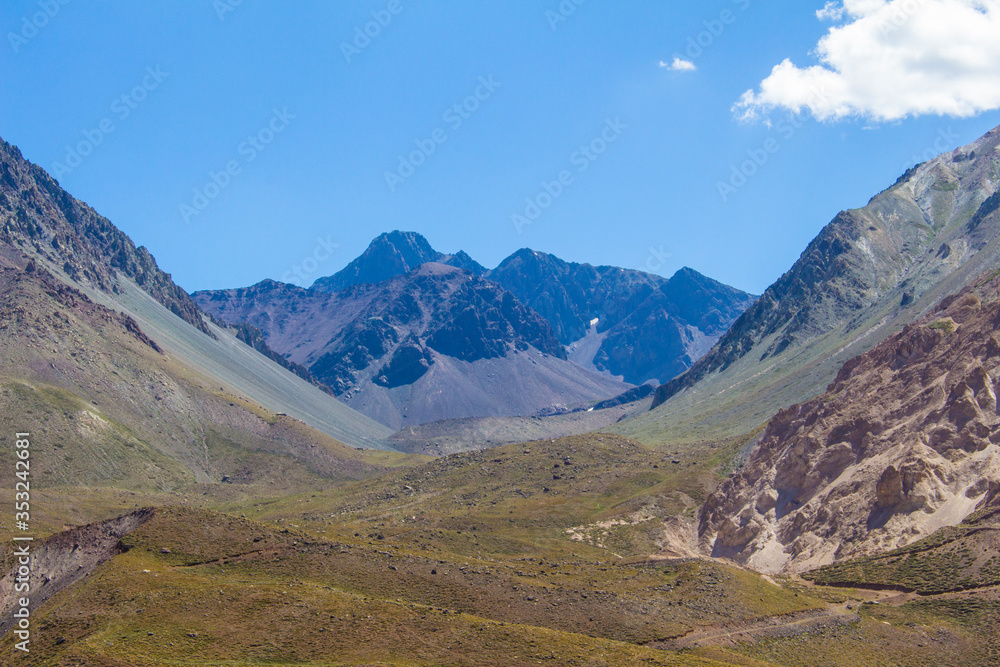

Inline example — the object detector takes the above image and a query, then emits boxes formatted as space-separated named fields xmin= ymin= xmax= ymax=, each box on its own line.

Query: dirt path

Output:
xmin=653 ymin=604 xmax=859 ymax=649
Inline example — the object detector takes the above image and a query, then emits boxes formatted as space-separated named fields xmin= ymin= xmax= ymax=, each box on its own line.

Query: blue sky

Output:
xmin=2 ymin=0 xmax=999 ymax=294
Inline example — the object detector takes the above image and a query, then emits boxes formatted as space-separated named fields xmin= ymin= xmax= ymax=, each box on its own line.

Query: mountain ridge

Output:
xmin=195 ymin=262 xmax=628 ymax=429
xmin=0 ymin=138 xmax=209 ymax=335
xmin=0 ymin=136 xmax=393 ymax=450
xmin=616 ymin=122 xmax=1000 ymax=449
xmin=303 ymin=231 xmax=756 ymax=386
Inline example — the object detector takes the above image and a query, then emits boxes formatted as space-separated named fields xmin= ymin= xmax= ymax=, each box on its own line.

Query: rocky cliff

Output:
xmin=0 ymin=137 xmax=209 ymax=334
xmin=699 ymin=273 xmax=1000 ymax=574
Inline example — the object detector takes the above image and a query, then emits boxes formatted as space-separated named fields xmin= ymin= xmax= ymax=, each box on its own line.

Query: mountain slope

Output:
xmin=309 ymin=233 xmax=755 ymax=386
xmin=617 ymin=123 xmax=1000 ymax=447
xmin=0 ymin=136 xmax=393 ymax=450
xmin=490 ymin=250 xmax=756 ymax=384
xmin=698 ymin=273 xmax=1000 ymax=574
xmin=195 ymin=263 xmax=628 ymax=429
xmin=0 ymin=138 xmax=208 ymax=334
xmin=311 ymin=230 xmax=485 ymax=293
xmin=0 ymin=255 xmax=398 ymax=507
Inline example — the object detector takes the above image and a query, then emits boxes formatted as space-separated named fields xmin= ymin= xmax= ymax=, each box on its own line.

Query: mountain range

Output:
xmin=195 ymin=231 xmax=756 ymax=428
xmin=194 ymin=263 xmax=626 ymax=429
xmin=3 ymin=123 xmax=1000 ymax=665
xmin=314 ymin=231 xmax=758 ymax=388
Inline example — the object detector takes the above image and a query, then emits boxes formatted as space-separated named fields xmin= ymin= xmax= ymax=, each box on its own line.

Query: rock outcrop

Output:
xmin=699 ymin=273 xmax=1000 ymax=574
xmin=0 ymin=137 xmax=210 ymax=334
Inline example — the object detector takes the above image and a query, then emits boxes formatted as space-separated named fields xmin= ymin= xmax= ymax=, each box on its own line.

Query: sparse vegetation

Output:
xmin=928 ymin=317 xmax=957 ymax=334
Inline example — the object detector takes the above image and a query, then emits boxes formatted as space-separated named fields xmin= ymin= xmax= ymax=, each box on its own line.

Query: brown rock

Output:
xmin=698 ymin=274 xmax=1000 ymax=573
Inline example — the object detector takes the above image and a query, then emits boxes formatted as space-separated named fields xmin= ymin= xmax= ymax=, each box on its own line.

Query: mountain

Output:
xmin=617 ymin=123 xmax=1000 ymax=448
xmin=312 ymin=230 xmax=486 ymax=293
xmin=489 ymin=251 xmax=756 ymax=385
xmin=595 ymin=267 xmax=757 ymax=384
xmin=488 ymin=249 xmax=665 ymax=343
xmin=0 ymin=135 xmax=392 ymax=451
xmin=0 ymin=253 xmax=393 ymax=502
xmin=0 ymin=139 xmax=208 ymax=334
xmin=194 ymin=263 xmax=628 ymax=429
xmin=311 ymin=234 xmax=755 ymax=386
xmin=698 ymin=272 xmax=1000 ymax=574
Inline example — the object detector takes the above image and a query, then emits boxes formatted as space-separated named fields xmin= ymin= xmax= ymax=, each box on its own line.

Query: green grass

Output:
xmin=803 ymin=505 xmax=1000 ymax=594
xmin=928 ymin=317 xmax=957 ymax=335
xmin=23 ymin=506 xmax=814 ymax=666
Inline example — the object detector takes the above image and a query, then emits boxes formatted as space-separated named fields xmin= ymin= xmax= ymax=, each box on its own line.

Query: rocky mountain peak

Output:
xmin=653 ymin=122 xmax=1000 ymax=411
xmin=312 ymin=230 xmax=485 ymax=293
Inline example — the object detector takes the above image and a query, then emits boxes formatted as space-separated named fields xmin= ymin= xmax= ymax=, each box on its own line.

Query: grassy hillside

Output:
xmin=804 ymin=499 xmax=1000 ymax=594
xmin=243 ymin=433 xmax=756 ymax=563
xmin=8 ymin=507 xmax=815 ymax=666
xmin=0 ymin=261 xmax=413 ymax=542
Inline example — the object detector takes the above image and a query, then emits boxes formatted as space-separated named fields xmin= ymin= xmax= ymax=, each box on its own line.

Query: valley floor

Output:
xmin=3 ymin=433 xmax=997 ymax=666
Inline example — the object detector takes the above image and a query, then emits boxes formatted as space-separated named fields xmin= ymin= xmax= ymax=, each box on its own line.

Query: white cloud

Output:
xmin=816 ymin=1 xmax=846 ymax=20
xmin=661 ymin=57 xmax=697 ymax=72
xmin=736 ymin=0 xmax=1000 ymax=122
